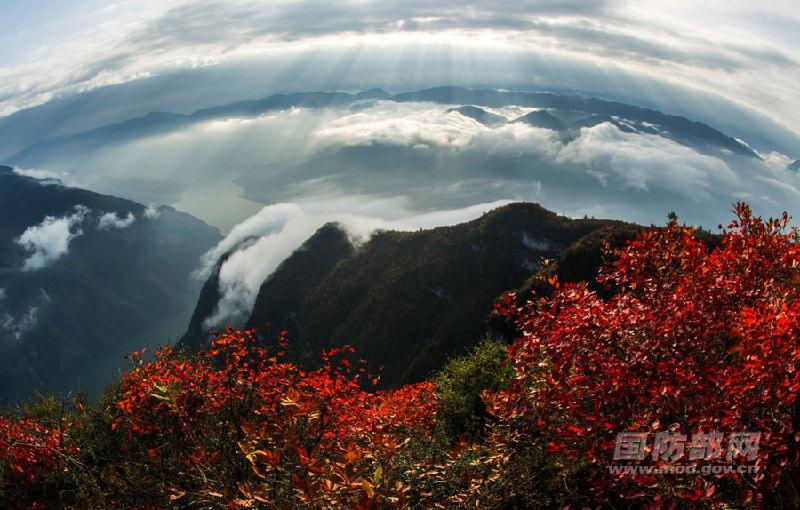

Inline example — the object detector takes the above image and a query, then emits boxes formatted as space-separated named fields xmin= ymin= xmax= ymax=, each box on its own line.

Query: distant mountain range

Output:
xmin=0 ymin=166 xmax=220 ymax=402
xmin=181 ymin=203 xmax=637 ymax=386
xmin=5 ymin=86 xmax=761 ymax=168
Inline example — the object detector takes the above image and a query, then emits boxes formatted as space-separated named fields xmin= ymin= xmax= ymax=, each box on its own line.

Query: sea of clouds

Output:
xmin=11 ymin=100 xmax=800 ymax=327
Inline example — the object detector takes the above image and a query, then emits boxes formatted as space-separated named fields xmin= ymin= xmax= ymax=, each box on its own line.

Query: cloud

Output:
xmin=123 ymin=0 xmax=611 ymax=48
xmin=12 ymin=166 xmax=68 ymax=182
xmin=0 ymin=289 xmax=51 ymax=342
xmin=1 ymin=0 xmax=799 ymax=138
xmin=556 ymin=122 xmax=740 ymax=200
xmin=18 ymin=99 xmax=799 ymax=234
xmin=187 ymin=103 xmax=800 ymax=328
xmin=522 ymin=19 xmax=796 ymax=73
xmin=16 ymin=205 xmax=90 ymax=271
xmin=144 ymin=205 xmax=161 ymax=219
xmin=202 ymin=198 xmax=511 ymax=328
xmin=312 ymin=102 xmax=557 ymax=154
xmin=1 ymin=306 xmax=41 ymax=342
xmin=97 ymin=211 xmax=136 ymax=230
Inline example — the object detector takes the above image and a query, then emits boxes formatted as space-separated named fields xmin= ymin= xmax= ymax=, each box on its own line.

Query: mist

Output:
xmin=12 ymin=99 xmax=799 ymax=231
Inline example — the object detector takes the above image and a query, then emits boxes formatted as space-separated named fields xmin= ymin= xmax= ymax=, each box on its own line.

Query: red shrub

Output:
xmin=0 ymin=417 xmax=66 ymax=486
xmin=113 ymin=329 xmax=438 ymax=507
xmin=491 ymin=203 xmax=800 ymax=506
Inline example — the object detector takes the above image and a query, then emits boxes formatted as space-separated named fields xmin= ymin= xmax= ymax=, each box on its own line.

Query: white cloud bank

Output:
xmin=97 ymin=211 xmax=136 ymax=230
xmin=16 ymin=206 xmax=90 ymax=271
xmin=556 ymin=123 xmax=741 ymax=200
xmin=24 ymin=100 xmax=800 ymax=232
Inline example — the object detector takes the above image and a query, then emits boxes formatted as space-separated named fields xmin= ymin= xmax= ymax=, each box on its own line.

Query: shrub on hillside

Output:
xmin=489 ymin=203 xmax=800 ymax=506
xmin=435 ymin=338 xmax=512 ymax=441
xmin=1 ymin=203 xmax=799 ymax=508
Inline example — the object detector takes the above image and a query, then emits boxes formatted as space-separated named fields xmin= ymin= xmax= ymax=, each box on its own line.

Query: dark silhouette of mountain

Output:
xmin=10 ymin=111 xmax=186 ymax=166
xmin=180 ymin=224 xmax=355 ymax=352
xmin=181 ymin=203 xmax=633 ymax=387
xmin=355 ymin=88 xmax=391 ymax=100
xmin=6 ymin=87 xmax=761 ymax=168
xmin=789 ymin=159 xmax=800 ymax=172
xmin=512 ymin=110 xmax=564 ymax=130
xmin=0 ymin=167 xmax=221 ymax=402
xmin=447 ymin=106 xmax=507 ymax=125
xmin=190 ymin=92 xmax=354 ymax=120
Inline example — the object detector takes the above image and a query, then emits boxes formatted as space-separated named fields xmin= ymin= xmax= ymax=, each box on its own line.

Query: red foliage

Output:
xmin=113 ymin=329 xmax=437 ymax=507
xmin=2 ymin=202 xmax=799 ymax=508
xmin=0 ymin=417 xmax=66 ymax=486
xmin=491 ymin=203 xmax=800 ymax=505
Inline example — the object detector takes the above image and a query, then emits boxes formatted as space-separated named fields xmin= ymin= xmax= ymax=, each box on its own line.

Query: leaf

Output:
xmin=361 ymin=479 xmax=374 ymax=497
xmin=373 ymin=465 xmax=382 ymax=486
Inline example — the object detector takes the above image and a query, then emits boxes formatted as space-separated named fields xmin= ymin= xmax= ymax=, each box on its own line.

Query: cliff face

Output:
xmin=0 ymin=167 xmax=221 ymax=402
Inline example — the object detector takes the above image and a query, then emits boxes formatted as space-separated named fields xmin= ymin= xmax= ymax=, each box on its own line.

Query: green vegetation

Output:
xmin=182 ymin=202 xmax=635 ymax=387
xmin=434 ymin=338 xmax=512 ymax=441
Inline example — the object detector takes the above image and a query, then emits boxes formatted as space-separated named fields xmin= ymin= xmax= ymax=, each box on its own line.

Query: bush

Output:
xmin=435 ymin=338 xmax=512 ymax=441
xmin=2 ymin=203 xmax=799 ymax=508
xmin=491 ymin=203 xmax=800 ymax=506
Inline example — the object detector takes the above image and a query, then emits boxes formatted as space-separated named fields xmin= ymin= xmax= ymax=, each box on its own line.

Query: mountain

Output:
xmin=7 ymin=92 xmax=353 ymax=166
xmin=5 ymin=87 xmax=762 ymax=168
xmin=512 ymin=110 xmax=564 ymax=130
xmin=0 ymin=167 xmax=220 ymax=402
xmin=179 ymin=236 xmax=264 ymax=348
xmin=447 ymin=105 xmax=507 ymax=125
xmin=355 ymin=88 xmax=392 ymax=100
xmin=395 ymin=86 xmax=759 ymax=158
xmin=9 ymin=111 xmax=186 ymax=164
xmin=181 ymin=203 xmax=634 ymax=386
xmin=789 ymin=159 xmax=800 ymax=172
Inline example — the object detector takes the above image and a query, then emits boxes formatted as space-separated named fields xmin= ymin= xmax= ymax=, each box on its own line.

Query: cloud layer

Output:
xmin=165 ymin=99 xmax=800 ymax=327
xmin=17 ymin=100 xmax=800 ymax=231
xmin=6 ymin=97 xmax=800 ymax=329
xmin=1 ymin=1 xmax=799 ymax=138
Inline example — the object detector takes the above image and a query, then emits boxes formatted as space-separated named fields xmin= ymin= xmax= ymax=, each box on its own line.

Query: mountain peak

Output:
xmin=447 ymin=105 xmax=507 ymax=125
xmin=512 ymin=110 xmax=564 ymax=130
xmin=181 ymin=202 xmax=634 ymax=385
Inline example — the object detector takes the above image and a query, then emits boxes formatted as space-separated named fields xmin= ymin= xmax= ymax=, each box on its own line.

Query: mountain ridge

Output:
xmin=6 ymin=87 xmax=761 ymax=167
xmin=0 ymin=166 xmax=221 ymax=402
xmin=181 ymin=202 xmax=636 ymax=386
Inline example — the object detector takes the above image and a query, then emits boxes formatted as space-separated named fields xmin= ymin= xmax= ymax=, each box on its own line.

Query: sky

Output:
xmin=2 ymin=0 xmax=800 ymax=330
xmin=1 ymin=0 xmax=799 ymax=135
